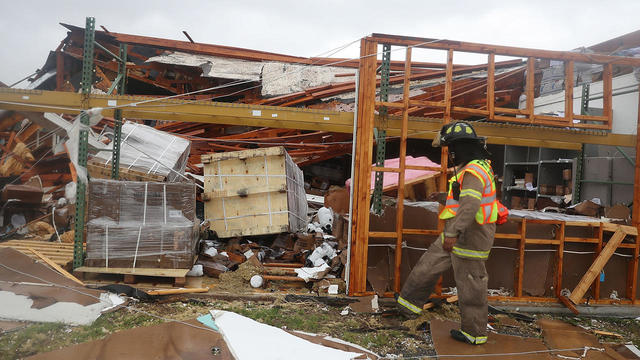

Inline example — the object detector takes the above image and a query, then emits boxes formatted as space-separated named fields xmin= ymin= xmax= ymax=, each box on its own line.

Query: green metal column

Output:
xmin=111 ymin=43 xmax=127 ymax=180
xmin=372 ymin=44 xmax=391 ymax=214
xmin=72 ymin=17 xmax=95 ymax=269
xmin=575 ymin=84 xmax=590 ymax=204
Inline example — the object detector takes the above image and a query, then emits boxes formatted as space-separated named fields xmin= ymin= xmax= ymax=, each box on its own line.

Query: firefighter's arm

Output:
xmin=446 ymin=173 xmax=484 ymax=237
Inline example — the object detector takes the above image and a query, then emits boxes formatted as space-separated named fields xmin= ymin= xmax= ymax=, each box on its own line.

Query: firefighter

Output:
xmin=396 ymin=121 xmax=499 ymax=345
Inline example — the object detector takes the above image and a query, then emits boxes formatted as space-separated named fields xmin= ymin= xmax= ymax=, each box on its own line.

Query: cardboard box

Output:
xmin=511 ymin=196 xmax=522 ymax=209
xmin=524 ymin=173 xmax=534 ymax=185
xmin=555 ymin=185 xmax=565 ymax=195
xmin=539 ymin=184 xmax=553 ymax=195
xmin=562 ymin=169 xmax=572 ymax=181
xmin=527 ymin=198 xmax=536 ymax=210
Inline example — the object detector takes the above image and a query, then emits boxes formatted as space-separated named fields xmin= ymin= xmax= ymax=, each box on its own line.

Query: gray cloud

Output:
xmin=1 ymin=0 xmax=638 ymax=85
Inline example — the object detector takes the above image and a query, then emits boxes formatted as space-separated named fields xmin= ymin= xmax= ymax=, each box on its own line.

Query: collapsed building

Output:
xmin=2 ymin=17 xmax=640 ymax=358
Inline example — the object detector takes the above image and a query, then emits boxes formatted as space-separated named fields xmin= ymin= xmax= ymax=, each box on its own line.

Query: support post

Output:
xmin=439 ymin=49 xmax=454 ymax=192
xmin=111 ymin=43 xmax=127 ymax=180
xmin=526 ymin=57 xmax=535 ymax=123
xmin=393 ymin=47 xmax=412 ymax=292
xmin=564 ymin=60 xmax=574 ymax=125
xmin=487 ymin=53 xmax=495 ymax=121
xmin=348 ymin=38 xmax=378 ymax=295
xmin=73 ymin=16 xmax=95 ymax=269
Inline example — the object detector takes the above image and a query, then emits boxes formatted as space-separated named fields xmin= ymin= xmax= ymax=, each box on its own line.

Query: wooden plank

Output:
xmin=147 ymin=287 xmax=209 ymax=295
xmin=494 ymin=233 xmax=521 ymax=240
xmin=450 ymin=107 xmax=489 ymax=116
xmin=202 ymin=183 xmax=286 ymax=200
xmin=555 ymin=222 xmax=565 ymax=298
xmin=215 ymin=224 xmax=289 ymax=238
xmin=409 ymin=99 xmax=445 ymax=108
xmin=602 ymin=63 xmax=613 ymax=126
xmin=349 ymin=38 xmax=378 ymax=295
xmin=369 ymin=231 xmax=397 ymax=238
xmin=74 ymin=266 xmax=190 ymax=278
xmin=402 ymin=229 xmax=439 ymax=235
xmin=368 ymin=33 xmax=640 ymax=67
xmin=487 ymin=53 xmax=495 ymax=121
xmin=28 ymin=247 xmax=85 ymax=286
xmin=601 ymin=222 xmax=638 ymax=236
xmin=393 ymin=46 xmax=412 ymax=293
xmin=526 ymin=57 xmax=535 ymax=123
xmin=564 ymin=60 xmax=574 ymax=125
xmin=569 ymin=230 xmax=626 ymax=304
xmin=593 ymin=225 xmax=604 ymax=300
xmin=516 ymin=219 xmax=526 ymax=297
xmin=525 ymin=239 xmax=560 ymax=245
xmin=201 ymin=146 xmax=285 ymax=163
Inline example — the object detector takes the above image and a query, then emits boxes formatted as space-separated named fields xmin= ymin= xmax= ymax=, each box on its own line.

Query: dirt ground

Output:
xmin=2 ymin=290 xmax=640 ymax=360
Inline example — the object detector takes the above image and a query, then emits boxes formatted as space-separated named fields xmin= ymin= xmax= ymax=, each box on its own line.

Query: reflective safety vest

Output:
xmin=439 ymin=159 xmax=498 ymax=224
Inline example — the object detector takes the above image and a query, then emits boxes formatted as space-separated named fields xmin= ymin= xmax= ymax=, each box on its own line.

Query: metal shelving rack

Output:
xmin=72 ymin=16 xmax=127 ymax=269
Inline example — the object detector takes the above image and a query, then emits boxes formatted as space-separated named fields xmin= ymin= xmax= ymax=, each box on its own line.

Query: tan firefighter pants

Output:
xmin=398 ymin=238 xmax=489 ymax=338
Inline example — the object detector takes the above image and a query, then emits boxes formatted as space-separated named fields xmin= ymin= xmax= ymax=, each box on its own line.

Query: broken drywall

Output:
xmin=261 ymin=62 xmax=355 ymax=96
xmin=0 ymin=290 xmax=122 ymax=326
xmin=146 ymin=51 xmax=263 ymax=81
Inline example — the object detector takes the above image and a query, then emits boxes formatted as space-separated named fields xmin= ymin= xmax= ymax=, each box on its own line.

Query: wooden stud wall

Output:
xmin=348 ymin=34 xmax=640 ymax=306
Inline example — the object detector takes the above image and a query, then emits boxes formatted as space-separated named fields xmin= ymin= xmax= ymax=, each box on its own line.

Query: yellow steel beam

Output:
xmin=0 ymin=88 xmax=634 ymax=149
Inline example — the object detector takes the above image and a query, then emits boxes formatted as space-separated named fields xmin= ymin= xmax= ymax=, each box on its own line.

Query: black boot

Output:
xmin=450 ymin=329 xmax=486 ymax=345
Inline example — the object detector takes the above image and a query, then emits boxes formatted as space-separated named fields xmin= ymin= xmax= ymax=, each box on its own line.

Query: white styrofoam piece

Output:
xmin=210 ymin=310 xmax=362 ymax=360
xmin=294 ymin=263 xmax=330 ymax=282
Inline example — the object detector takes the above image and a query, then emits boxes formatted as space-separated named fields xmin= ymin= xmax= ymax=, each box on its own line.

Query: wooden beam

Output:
xmin=555 ymin=222 xmax=565 ymax=298
xmin=515 ymin=219 xmax=526 ymax=297
xmin=565 ymin=61 xmax=574 ymax=125
xmin=603 ymin=63 xmax=613 ymax=126
xmin=368 ymin=33 xmax=640 ymax=66
xmin=0 ymin=88 xmax=633 ymax=147
xmin=526 ymin=57 xmax=535 ymax=123
xmin=569 ymin=230 xmax=627 ymax=304
xmin=487 ymin=53 xmax=495 ymax=121
xmin=349 ymin=38 xmax=378 ymax=295
xmin=393 ymin=47 xmax=412 ymax=293
xmin=28 ymin=247 xmax=85 ymax=286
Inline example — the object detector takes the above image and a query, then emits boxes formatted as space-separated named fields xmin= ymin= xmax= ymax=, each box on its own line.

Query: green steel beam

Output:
xmin=73 ymin=16 xmax=95 ymax=269
xmin=372 ymin=44 xmax=391 ymax=214
xmin=111 ymin=43 xmax=127 ymax=180
xmin=106 ymin=73 xmax=123 ymax=95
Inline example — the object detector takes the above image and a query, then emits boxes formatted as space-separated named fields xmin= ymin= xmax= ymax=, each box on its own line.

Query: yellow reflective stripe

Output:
xmin=461 ymin=330 xmax=487 ymax=344
xmin=463 ymin=168 xmax=486 ymax=188
xmin=397 ymin=296 xmax=422 ymax=314
xmin=451 ymin=246 xmax=490 ymax=259
xmin=460 ymin=188 xmax=482 ymax=200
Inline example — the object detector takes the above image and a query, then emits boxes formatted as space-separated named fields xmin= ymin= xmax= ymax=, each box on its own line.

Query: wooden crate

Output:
xmin=201 ymin=147 xmax=307 ymax=238
xmin=87 ymin=159 xmax=165 ymax=182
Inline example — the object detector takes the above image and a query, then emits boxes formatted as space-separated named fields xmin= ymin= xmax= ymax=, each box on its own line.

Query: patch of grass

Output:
xmin=0 ymin=309 xmax=164 ymax=360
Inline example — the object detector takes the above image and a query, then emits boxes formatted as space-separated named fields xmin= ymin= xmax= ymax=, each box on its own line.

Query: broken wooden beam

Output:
xmin=568 ymin=230 xmax=627 ymax=305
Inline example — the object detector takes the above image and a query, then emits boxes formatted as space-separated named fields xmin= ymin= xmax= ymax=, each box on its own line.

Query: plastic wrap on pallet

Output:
xmin=85 ymin=179 xmax=198 ymax=269
xmin=92 ymin=122 xmax=191 ymax=182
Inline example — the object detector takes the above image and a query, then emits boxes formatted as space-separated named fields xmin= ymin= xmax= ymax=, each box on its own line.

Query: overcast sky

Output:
xmin=1 ymin=0 xmax=639 ymax=86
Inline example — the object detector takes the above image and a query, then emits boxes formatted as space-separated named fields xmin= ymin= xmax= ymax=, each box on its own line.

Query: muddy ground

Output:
xmin=2 ymin=289 xmax=639 ymax=360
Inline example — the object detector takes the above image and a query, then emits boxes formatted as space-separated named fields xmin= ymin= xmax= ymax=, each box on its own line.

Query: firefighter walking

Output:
xmin=396 ymin=121 xmax=501 ymax=345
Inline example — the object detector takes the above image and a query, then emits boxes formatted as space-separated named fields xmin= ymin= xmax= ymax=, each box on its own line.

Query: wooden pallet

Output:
xmin=0 ymin=240 xmax=77 ymax=266
xmin=74 ymin=266 xmax=189 ymax=287
xmin=87 ymin=160 xmax=165 ymax=182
